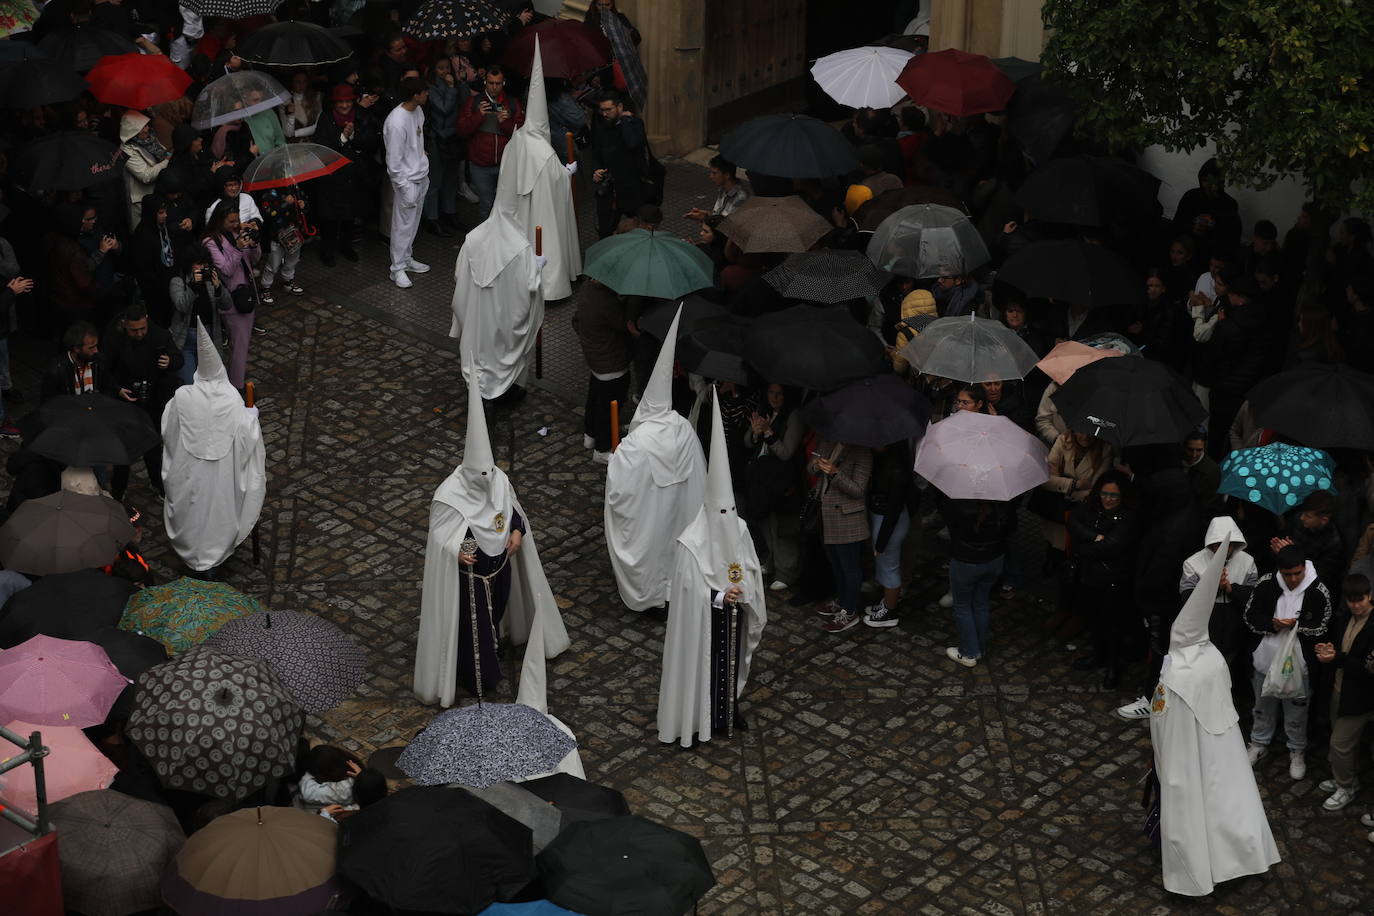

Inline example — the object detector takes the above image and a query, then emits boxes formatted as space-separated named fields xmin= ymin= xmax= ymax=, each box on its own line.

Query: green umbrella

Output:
xmin=118 ymin=577 xmax=264 ymax=655
xmin=583 ymin=229 xmax=714 ymax=299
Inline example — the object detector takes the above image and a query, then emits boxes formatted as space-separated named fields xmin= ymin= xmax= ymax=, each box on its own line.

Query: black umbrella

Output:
xmin=679 ymin=315 xmax=752 ymax=385
xmin=1015 ymin=156 xmax=1161 ymax=227
xmin=1051 ymin=357 xmax=1205 ymax=447
xmin=404 ymin=0 xmax=509 ymax=42
xmin=0 ymin=568 xmax=137 ymax=648
xmin=537 ymin=816 xmax=715 ymax=916
xmin=745 ymin=306 xmax=886 ymax=391
xmin=84 ymin=626 xmax=167 ymax=722
xmin=719 ymin=113 xmax=860 ymax=179
xmin=337 ymin=786 xmax=534 ymax=914
xmin=1247 ymin=362 xmax=1374 ymax=450
xmin=0 ymin=42 xmax=46 ymax=64
xmin=854 ymin=182 xmax=967 ymax=231
xmin=29 ymin=393 xmax=160 ymax=465
xmin=763 ymin=249 xmax=890 ymax=303
xmin=997 ymin=240 xmax=1144 ymax=308
xmin=181 ymin=0 xmax=286 ymax=18
xmin=798 ymin=374 xmax=931 ymax=447
xmin=38 ymin=28 xmax=138 ymax=71
xmin=521 ymin=773 xmax=632 ymax=824
xmin=236 ymin=21 xmax=352 ymax=67
xmin=993 ymin=56 xmax=1043 ymax=83
xmin=1007 ymin=73 xmax=1075 ymax=166
xmin=637 ymin=295 xmax=728 ymax=341
xmin=0 ymin=59 xmax=86 ymax=108
xmin=0 ymin=489 xmax=136 ymax=576
xmin=10 ymin=132 xmax=121 ymax=191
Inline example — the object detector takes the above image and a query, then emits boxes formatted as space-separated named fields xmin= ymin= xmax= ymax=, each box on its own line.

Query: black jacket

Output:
xmin=1322 ymin=610 xmax=1374 ymax=716
xmin=101 ymin=325 xmax=185 ymax=412
xmin=39 ymin=353 xmax=115 ymax=403
xmin=1243 ymin=571 xmax=1333 ymax=668
xmin=1067 ymin=499 xmax=1141 ymax=589
xmin=1133 ymin=470 xmax=1205 ymax=628
xmin=583 ymin=114 xmax=649 ymax=213
xmin=1205 ymin=301 xmax=1268 ymax=397
xmin=940 ymin=498 xmax=1016 ymax=564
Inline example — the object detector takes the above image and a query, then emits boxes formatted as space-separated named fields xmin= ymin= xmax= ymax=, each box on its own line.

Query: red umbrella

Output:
xmin=502 ymin=19 xmax=610 ymax=78
xmin=895 ymin=48 xmax=1015 ymax=117
xmin=86 ymin=53 xmax=192 ymax=110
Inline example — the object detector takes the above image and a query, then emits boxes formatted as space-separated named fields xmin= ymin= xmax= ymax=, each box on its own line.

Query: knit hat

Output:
xmin=844 ymin=183 xmax=874 ymax=215
xmin=119 ymin=110 xmax=150 ymax=142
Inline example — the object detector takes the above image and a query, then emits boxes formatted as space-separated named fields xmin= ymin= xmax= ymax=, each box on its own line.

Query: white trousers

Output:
xmin=389 ymin=177 xmax=430 ymax=274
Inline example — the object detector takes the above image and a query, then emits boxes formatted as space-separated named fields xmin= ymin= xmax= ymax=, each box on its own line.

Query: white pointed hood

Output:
xmin=630 ymin=306 xmax=680 ymax=432
xmin=524 ymin=36 xmax=551 ymax=146
xmin=1160 ymin=531 xmax=1237 ymax=734
xmin=176 ymin=319 xmax=242 ymax=461
xmin=459 ymin=204 xmax=530 ymax=288
xmin=432 ymin=380 xmax=517 ymax=556
xmin=677 ymin=388 xmax=749 ymax=592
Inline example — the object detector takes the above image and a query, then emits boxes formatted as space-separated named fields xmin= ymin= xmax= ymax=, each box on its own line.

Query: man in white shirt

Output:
xmin=383 ymin=77 xmax=431 ymax=289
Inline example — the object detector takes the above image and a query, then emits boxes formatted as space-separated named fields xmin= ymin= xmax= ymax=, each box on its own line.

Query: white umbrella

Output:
xmin=899 ymin=315 xmax=1039 ymax=383
xmin=913 ymin=411 xmax=1049 ymax=501
xmin=810 ymin=46 xmax=913 ymax=109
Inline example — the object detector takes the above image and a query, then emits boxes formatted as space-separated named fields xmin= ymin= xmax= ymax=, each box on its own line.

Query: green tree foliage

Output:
xmin=1040 ymin=0 xmax=1374 ymax=212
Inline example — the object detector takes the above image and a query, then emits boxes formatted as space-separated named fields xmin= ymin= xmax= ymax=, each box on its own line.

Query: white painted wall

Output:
xmin=1138 ymin=143 xmax=1311 ymax=239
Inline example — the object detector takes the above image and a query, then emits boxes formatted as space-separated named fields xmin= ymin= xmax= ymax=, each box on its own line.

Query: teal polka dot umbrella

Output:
xmin=1218 ymin=442 xmax=1335 ymax=516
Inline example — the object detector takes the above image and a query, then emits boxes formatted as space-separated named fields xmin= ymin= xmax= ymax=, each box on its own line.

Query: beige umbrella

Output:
xmin=161 ymin=806 xmax=342 ymax=914
xmin=718 ymin=195 xmax=833 ymax=253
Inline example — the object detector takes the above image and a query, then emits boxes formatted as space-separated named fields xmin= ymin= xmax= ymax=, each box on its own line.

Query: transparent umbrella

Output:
xmin=242 ymin=142 xmax=351 ymax=191
xmin=865 ymin=203 xmax=989 ymax=278
xmin=899 ymin=315 xmax=1039 ymax=383
xmin=191 ymin=71 xmax=290 ymax=129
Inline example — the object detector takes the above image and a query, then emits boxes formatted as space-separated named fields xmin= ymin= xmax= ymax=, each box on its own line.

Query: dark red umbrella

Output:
xmin=86 ymin=53 xmax=192 ymax=110
xmin=895 ymin=48 xmax=1015 ymax=116
xmin=502 ymin=19 xmax=610 ymax=78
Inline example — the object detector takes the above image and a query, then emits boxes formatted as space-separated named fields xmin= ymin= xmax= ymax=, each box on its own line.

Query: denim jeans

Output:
xmin=470 ymin=164 xmax=500 ymax=222
xmin=823 ymin=541 xmax=865 ymax=613
xmin=868 ymin=510 xmax=909 ymax=589
xmin=949 ymin=556 xmax=1004 ymax=658
xmin=1250 ymin=669 xmax=1309 ymax=751
xmin=178 ymin=325 xmax=198 ymax=385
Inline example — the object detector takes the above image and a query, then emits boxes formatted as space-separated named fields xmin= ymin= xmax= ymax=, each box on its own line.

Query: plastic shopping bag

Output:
xmin=1261 ymin=625 xmax=1307 ymax=699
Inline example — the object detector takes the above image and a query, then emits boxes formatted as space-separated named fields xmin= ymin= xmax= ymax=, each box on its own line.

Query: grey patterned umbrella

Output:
xmin=763 ymin=249 xmax=890 ymax=303
xmin=899 ymin=315 xmax=1041 ymax=383
xmin=181 ymin=0 xmax=285 ymax=23
xmin=202 ymin=610 xmax=366 ymax=713
xmin=865 ymin=203 xmax=990 ymax=278
xmin=49 ymin=790 xmax=184 ymax=916
xmin=398 ymin=703 xmax=577 ymax=788
xmin=126 ymin=650 xmax=304 ymax=800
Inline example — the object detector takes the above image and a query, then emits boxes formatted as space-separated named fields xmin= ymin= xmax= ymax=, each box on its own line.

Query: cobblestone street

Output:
xmin=5 ymin=159 xmax=1372 ymax=914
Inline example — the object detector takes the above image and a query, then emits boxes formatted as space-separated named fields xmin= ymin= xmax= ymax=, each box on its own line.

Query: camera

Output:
xmin=130 ymin=380 xmax=150 ymax=402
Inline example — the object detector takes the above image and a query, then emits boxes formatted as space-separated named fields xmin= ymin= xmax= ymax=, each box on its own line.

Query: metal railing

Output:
xmin=0 ymin=725 xmax=49 ymax=839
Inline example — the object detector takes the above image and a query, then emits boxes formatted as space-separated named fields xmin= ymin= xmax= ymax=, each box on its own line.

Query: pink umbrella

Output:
xmin=0 ymin=720 xmax=117 ymax=815
xmin=913 ymin=410 xmax=1049 ymax=501
xmin=1035 ymin=340 xmax=1122 ymax=386
xmin=0 ymin=635 xmax=130 ymax=728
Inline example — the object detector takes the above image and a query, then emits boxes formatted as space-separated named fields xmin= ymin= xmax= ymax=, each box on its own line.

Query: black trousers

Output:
xmin=584 ymin=372 xmax=630 ymax=452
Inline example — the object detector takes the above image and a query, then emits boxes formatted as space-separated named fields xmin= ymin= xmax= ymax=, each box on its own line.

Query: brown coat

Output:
xmin=572 ymin=280 xmax=632 ymax=375
xmin=810 ymin=439 xmax=872 ymax=545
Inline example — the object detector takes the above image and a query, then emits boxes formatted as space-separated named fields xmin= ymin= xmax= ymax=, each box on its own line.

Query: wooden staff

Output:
xmin=244 ymin=382 xmax=262 ymax=567
xmin=534 ymin=226 xmax=544 ymax=379
xmin=610 ymin=399 xmax=620 ymax=451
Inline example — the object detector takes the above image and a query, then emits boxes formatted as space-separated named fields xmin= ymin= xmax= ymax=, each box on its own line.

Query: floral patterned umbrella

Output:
xmin=118 ymin=577 xmax=263 ymax=655
xmin=399 ymin=703 xmax=577 ymax=788
xmin=203 ymin=611 xmax=367 ymax=713
xmin=404 ymin=0 xmax=508 ymax=41
xmin=126 ymin=650 xmax=303 ymax=800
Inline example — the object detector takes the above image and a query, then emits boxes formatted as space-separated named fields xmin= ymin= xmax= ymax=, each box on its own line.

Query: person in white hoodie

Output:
xmin=1241 ymin=544 xmax=1332 ymax=781
xmin=383 ymin=77 xmax=432 ymax=289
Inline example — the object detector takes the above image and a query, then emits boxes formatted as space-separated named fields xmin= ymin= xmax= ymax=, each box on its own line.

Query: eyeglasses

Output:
xmin=1100 ymin=491 xmax=1122 ymax=501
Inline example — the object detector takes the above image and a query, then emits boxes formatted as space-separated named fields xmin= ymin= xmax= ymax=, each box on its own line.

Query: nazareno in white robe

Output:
xmin=494 ymin=35 xmax=581 ymax=301
xmin=605 ymin=307 xmax=707 ymax=610
xmin=1150 ymin=531 xmax=1280 ymax=896
xmin=450 ymin=181 xmax=545 ymax=400
xmin=657 ymin=389 xmax=767 ymax=747
xmin=413 ymin=382 xmax=569 ymax=708
xmin=161 ymin=320 xmax=265 ymax=571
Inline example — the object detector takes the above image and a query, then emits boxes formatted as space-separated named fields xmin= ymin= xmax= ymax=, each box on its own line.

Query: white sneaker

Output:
xmin=1289 ymin=750 xmax=1307 ymax=781
xmin=1115 ymin=696 xmax=1151 ymax=721
xmin=768 ymin=580 xmax=787 ymax=591
xmin=1361 ymin=812 xmax=1374 ymax=828
xmin=391 ymin=270 xmax=412 ymax=289
xmin=1246 ymin=743 xmax=1268 ymax=766
xmin=407 ymin=259 xmax=431 ymax=273
xmin=582 ymin=434 xmax=594 ymax=449
xmin=592 ymin=450 xmax=611 ymax=465
xmin=945 ymin=646 xmax=977 ymax=668
xmin=1319 ymin=778 xmax=1338 ymax=793
xmin=1323 ymin=785 xmax=1358 ymax=811
xmin=938 ymin=593 xmax=954 ymax=608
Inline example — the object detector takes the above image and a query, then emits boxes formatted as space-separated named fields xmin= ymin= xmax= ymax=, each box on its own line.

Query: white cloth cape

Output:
xmin=496 ymin=131 xmax=580 ymax=301
xmin=1151 ymin=532 xmax=1279 ymax=896
xmin=604 ymin=415 xmax=707 ymax=610
xmin=656 ymin=511 xmax=767 ymax=747
xmin=450 ymin=214 xmax=545 ymax=399
xmin=413 ymin=477 xmax=569 ymax=708
xmin=160 ymin=365 xmax=265 ymax=572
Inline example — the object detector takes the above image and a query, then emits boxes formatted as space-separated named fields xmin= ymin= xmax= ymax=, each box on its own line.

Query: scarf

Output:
xmin=129 ymin=133 xmax=171 ymax=163
xmin=600 ymin=11 xmax=647 ymax=114
xmin=331 ymin=104 xmax=356 ymax=130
